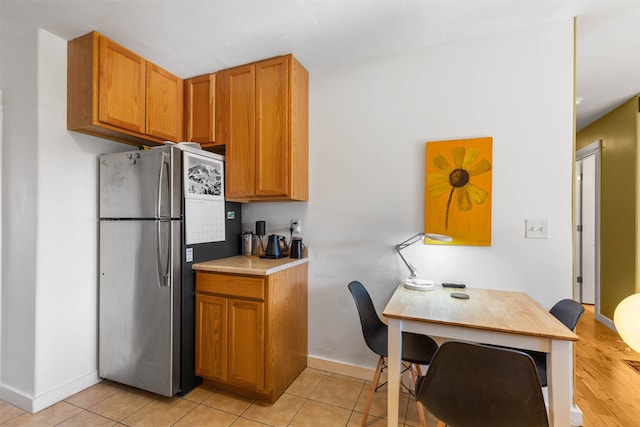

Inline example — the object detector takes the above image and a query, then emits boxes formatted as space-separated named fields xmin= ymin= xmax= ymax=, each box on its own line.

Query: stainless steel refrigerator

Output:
xmin=98 ymin=145 xmax=240 ymax=396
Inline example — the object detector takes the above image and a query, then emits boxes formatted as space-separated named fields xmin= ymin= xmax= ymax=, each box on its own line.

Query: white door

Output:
xmin=577 ymin=154 xmax=597 ymax=304
xmin=575 ymin=160 xmax=583 ymax=300
xmin=576 ymin=139 xmax=601 ymax=307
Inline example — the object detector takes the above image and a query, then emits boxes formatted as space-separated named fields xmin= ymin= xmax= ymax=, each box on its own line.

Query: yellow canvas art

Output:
xmin=425 ymin=137 xmax=492 ymax=246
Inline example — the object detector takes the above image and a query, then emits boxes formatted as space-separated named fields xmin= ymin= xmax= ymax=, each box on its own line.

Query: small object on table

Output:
xmin=450 ymin=292 xmax=470 ymax=299
xmin=442 ymin=283 xmax=466 ymax=288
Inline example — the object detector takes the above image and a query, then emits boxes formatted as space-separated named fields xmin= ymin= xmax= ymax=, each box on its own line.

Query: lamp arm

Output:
xmin=394 ymin=233 xmax=425 ymax=279
xmin=395 ymin=233 xmax=426 ymax=250
xmin=395 ymin=246 xmax=418 ymax=279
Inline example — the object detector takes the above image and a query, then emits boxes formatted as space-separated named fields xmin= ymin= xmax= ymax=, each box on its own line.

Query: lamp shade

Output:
xmin=614 ymin=293 xmax=640 ymax=353
xmin=423 ymin=233 xmax=453 ymax=243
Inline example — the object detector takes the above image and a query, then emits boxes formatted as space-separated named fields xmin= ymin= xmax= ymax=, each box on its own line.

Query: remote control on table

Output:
xmin=442 ymin=283 xmax=466 ymax=288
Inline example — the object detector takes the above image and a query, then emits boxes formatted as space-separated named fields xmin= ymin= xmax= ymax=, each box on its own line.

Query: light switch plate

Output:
xmin=525 ymin=219 xmax=549 ymax=239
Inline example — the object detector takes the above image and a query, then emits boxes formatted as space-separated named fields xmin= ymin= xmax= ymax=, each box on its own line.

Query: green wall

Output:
xmin=577 ymin=96 xmax=639 ymax=319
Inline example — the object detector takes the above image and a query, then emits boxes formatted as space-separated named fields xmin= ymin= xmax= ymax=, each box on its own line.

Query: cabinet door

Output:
xmin=185 ymin=74 xmax=216 ymax=143
xmin=224 ymin=65 xmax=256 ymax=199
xmin=195 ymin=294 xmax=228 ymax=381
xmin=255 ymin=56 xmax=289 ymax=197
xmin=228 ymin=299 xmax=265 ymax=390
xmin=98 ymin=36 xmax=146 ymax=133
xmin=147 ymin=62 xmax=183 ymax=142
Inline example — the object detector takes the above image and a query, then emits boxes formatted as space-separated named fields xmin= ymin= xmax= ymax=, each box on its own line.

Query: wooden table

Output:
xmin=382 ymin=284 xmax=578 ymax=427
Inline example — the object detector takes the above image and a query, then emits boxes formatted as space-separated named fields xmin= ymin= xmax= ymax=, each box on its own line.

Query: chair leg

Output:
xmin=361 ymin=356 xmax=385 ymax=427
xmin=409 ymin=364 xmax=428 ymax=427
xmin=415 ymin=364 xmax=423 ymax=377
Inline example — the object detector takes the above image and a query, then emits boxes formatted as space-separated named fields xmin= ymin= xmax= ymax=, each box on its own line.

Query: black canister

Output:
xmin=290 ymin=237 xmax=303 ymax=259
xmin=256 ymin=220 xmax=266 ymax=236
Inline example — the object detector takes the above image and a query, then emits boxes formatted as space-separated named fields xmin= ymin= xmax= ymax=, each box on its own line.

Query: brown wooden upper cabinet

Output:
xmin=68 ymin=33 xmax=308 ymax=202
xmin=68 ymin=31 xmax=183 ymax=146
xmin=217 ymin=54 xmax=309 ymax=202
xmin=184 ymin=73 xmax=219 ymax=149
xmin=146 ymin=62 xmax=184 ymax=142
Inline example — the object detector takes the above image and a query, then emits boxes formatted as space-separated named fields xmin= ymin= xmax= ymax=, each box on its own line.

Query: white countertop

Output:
xmin=192 ymin=255 xmax=308 ymax=275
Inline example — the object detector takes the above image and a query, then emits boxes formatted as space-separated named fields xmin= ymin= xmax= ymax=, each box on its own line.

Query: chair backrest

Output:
xmin=347 ymin=281 xmax=388 ymax=357
xmin=549 ymin=299 xmax=585 ymax=331
xmin=416 ymin=341 xmax=549 ymax=427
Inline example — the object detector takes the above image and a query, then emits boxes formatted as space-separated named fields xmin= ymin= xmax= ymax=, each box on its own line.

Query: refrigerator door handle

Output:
xmin=157 ymin=151 xmax=170 ymax=219
xmin=156 ymin=220 xmax=171 ymax=287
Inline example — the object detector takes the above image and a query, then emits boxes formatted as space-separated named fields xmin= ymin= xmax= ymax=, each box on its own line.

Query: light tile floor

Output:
xmin=0 ymin=368 xmax=438 ymax=426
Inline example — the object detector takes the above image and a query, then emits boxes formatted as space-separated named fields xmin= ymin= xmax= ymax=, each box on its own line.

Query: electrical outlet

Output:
xmin=291 ymin=219 xmax=301 ymax=234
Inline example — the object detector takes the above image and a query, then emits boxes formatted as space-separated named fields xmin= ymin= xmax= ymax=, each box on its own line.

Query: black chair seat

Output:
xmin=360 ymin=324 xmax=438 ymax=364
xmin=401 ymin=331 xmax=438 ymax=364
xmin=415 ymin=341 xmax=549 ymax=427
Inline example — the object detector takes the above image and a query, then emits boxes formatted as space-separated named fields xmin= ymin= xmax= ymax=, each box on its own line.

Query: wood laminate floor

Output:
xmin=575 ymin=304 xmax=640 ymax=426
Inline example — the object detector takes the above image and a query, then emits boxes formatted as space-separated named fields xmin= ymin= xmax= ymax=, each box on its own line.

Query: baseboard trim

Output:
xmin=595 ymin=312 xmax=615 ymax=331
xmin=307 ymin=355 xmax=374 ymax=381
xmin=0 ymin=384 xmax=34 ymax=413
xmin=571 ymin=403 xmax=584 ymax=427
xmin=0 ymin=371 xmax=101 ymax=413
xmin=307 ymin=355 xmax=419 ymax=394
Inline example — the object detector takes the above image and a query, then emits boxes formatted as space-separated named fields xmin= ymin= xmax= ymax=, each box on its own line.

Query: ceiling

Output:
xmin=2 ymin=0 xmax=639 ymax=130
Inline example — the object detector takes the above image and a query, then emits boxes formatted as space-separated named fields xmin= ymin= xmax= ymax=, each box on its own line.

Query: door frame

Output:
xmin=575 ymin=140 xmax=609 ymax=326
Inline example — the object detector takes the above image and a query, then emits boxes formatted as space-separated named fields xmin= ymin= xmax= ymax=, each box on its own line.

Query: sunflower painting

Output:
xmin=425 ymin=137 xmax=492 ymax=246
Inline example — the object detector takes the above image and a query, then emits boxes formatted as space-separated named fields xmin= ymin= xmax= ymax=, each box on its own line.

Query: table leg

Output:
xmin=547 ymin=340 xmax=572 ymax=427
xmin=388 ymin=318 xmax=401 ymax=427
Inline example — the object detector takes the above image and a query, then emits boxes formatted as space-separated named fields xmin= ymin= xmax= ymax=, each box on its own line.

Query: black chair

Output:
xmin=524 ymin=298 xmax=585 ymax=386
xmin=348 ymin=280 xmax=438 ymax=427
xmin=415 ymin=341 xmax=550 ymax=427
xmin=549 ymin=298 xmax=585 ymax=330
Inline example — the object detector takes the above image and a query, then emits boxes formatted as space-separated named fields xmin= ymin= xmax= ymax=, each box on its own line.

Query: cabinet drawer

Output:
xmin=196 ymin=272 xmax=265 ymax=300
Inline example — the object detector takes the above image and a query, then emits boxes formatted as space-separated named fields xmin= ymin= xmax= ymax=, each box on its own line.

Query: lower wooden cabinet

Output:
xmin=195 ymin=262 xmax=307 ymax=402
xmin=195 ymin=294 xmax=228 ymax=380
xmin=228 ymin=299 xmax=265 ymax=390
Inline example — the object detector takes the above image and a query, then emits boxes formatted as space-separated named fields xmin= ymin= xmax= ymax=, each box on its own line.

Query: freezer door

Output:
xmin=100 ymin=147 xmax=181 ymax=219
xmin=99 ymin=219 xmax=181 ymax=396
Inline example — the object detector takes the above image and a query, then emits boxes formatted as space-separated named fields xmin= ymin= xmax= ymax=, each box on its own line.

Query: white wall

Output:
xmin=243 ymin=19 xmax=576 ymax=369
xmin=1 ymin=24 xmax=127 ymax=411
xmin=1 ymin=23 xmax=39 ymax=405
